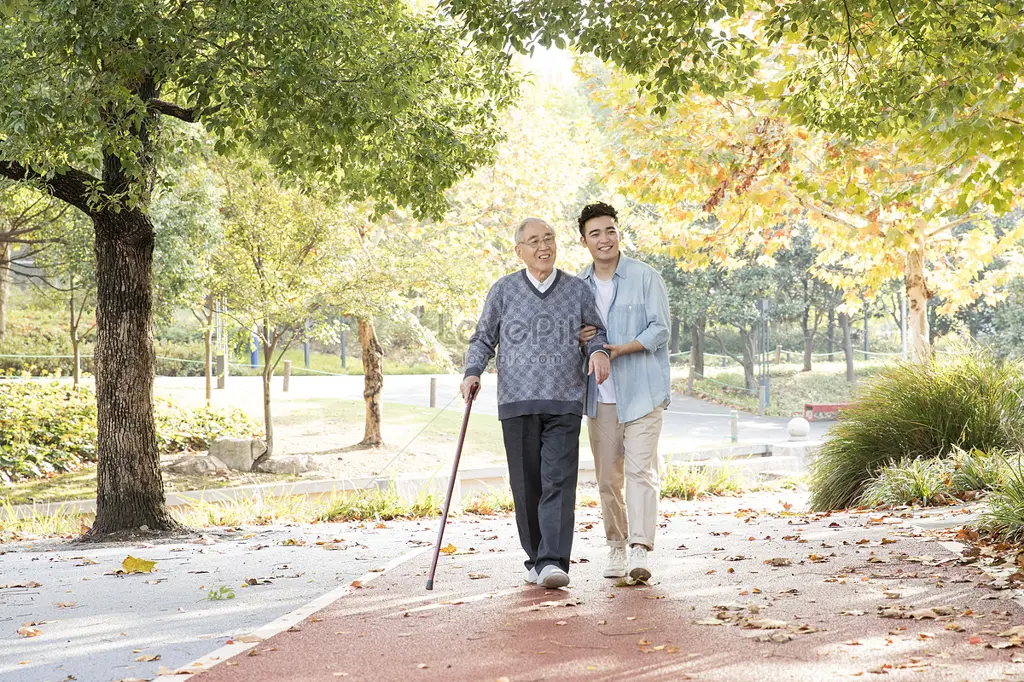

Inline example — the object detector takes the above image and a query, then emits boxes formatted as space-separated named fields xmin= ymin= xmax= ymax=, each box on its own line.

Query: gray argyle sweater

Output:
xmin=464 ymin=269 xmax=608 ymax=420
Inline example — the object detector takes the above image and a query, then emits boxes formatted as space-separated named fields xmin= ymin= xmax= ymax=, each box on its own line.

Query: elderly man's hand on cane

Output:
xmin=461 ymin=375 xmax=481 ymax=402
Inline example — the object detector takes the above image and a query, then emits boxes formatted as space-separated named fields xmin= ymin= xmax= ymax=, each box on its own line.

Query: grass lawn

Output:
xmin=1 ymin=396 xmax=551 ymax=506
xmin=672 ymin=359 xmax=893 ymax=417
xmin=227 ymin=347 xmax=448 ymax=377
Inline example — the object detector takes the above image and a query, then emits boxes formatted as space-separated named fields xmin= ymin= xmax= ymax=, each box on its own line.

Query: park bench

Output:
xmin=803 ymin=402 xmax=850 ymax=421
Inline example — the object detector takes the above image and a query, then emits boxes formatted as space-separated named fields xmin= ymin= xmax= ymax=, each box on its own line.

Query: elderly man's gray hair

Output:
xmin=513 ymin=218 xmax=554 ymax=244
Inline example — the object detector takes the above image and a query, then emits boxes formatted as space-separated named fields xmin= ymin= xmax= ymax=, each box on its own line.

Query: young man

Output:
xmin=462 ymin=218 xmax=610 ymax=589
xmin=578 ymin=202 xmax=671 ymax=582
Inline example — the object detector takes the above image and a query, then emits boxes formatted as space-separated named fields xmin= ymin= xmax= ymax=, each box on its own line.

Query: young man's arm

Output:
xmin=461 ymin=283 xmax=502 ymax=400
xmin=604 ymin=269 xmax=670 ymax=360
xmin=580 ymin=284 xmax=611 ymax=384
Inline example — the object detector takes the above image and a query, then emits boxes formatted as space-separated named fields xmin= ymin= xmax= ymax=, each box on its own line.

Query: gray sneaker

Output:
xmin=524 ymin=567 xmax=538 ymax=584
xmin=538 ymin=565 xmax=570 ymax=589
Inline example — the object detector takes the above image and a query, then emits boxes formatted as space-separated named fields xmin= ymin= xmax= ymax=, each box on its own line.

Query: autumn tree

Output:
xmin=0 ymin=1 xmax=516 ymax=536
xmin=447 ymin=2 xmax=1024 ymax=362
xmin=211 ymin=159 xmax=346 ymax=460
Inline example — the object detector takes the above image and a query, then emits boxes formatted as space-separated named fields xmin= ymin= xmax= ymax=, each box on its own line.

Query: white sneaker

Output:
xmin=628 ymin=545 xmax=651 ymax=583
xmin=524 ymin=567 xmax=538 ymax=584
xmin=538 ymin=565 xmax=570 ymax=589
xmin=604 ymin=546 xmax=627 ymax=578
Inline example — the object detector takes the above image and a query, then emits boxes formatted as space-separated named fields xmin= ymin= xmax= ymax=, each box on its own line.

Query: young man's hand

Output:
xmin=588 ymin=352 xmax=611 ymax=384
xmin=579 ymin=324 xmax=597 ymax=344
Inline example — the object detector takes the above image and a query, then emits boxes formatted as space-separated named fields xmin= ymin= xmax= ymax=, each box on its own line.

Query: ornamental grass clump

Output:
xmin=810 ymin=348 xmax=1024 ymax=511
xmin=980 ymin=453 xmax=1024 ymax=541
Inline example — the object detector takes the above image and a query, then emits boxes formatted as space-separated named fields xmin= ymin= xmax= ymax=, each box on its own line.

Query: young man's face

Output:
xmin=581 ymin=214 xmax=620 ymax=265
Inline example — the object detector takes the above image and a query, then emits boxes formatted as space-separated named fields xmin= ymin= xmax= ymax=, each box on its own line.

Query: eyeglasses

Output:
xmin=518 ymin=235 xmax=557 ymax=250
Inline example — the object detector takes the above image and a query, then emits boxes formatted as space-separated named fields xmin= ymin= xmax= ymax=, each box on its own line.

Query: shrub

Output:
xmin=154 ymin=398 xmax=259 ymax=453
xmin=810 ymin=348 xmax=1024 ymax=511
xmin=0 ymin=382 xmax=97 ymax=481
xmin=661 ymin=462 xmax=745 ymax=500
xmin=0 ymin=382 xmax=259 ymax=482
xmin=980 ymin=453 xmax=1024 ymax=541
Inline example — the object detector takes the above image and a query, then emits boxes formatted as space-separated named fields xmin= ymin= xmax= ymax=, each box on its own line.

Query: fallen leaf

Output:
xmin=121 ymin=556 xmax=157 ymax=574
xmin=468 ymin=573 xmax=489 ymax=580
xmin=744 ymin=619 xmax=788 ymax=630
xmin=417 ymin=663 xmax=429 ymax=669
xmin=908 ymin=607 xmax=955 ymax=620
xmin=235 ymin=635 xmax=263 ymax=643
xmin=765 ymin=558 xmax=792 ymax=567
xmin=350 ymin=580 xmax=363 ymax=589
xmin=1 ymin=582 xmax=41 ymax=589
xmin=135 ymin=654 xmax=161 ymax=662
xmin=17 ymin=626 xmax=42 ymax=637
xmin=439 ymin=544 xmax=457 ymax=555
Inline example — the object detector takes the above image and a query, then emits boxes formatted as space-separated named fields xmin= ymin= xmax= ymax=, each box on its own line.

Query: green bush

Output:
xmin=859 ymin=447 xmax=1007 ymax=508
xmin=810 ymin=349 xmax=1024 ymax=511
xmin=0 ymin=382 xmax=259 ymax=482
xmin=980 ymin=453 xmax=1024 ymax=541
xmin=154 ymin=397 xmax=259 ymax=453
xmin=0 ymin=382 xmax=97 ymax=481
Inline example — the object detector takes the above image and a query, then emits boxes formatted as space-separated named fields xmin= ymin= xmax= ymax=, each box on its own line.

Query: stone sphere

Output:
xmin=787 ymin=417 xmax=811 ymax=440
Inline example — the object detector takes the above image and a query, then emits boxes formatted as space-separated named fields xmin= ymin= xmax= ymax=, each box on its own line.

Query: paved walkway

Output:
xmin=188 ymin=494 xmax=1024 ymax=682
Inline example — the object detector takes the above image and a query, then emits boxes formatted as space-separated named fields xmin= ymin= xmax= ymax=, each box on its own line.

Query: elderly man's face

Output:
xmin=515 ymin=220 xmax=557 ymax=280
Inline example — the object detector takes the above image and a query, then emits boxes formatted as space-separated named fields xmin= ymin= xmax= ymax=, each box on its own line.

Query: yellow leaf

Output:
xmin=122 ymin=556 xmax=157 ymax=574
xmin=439 ymin=544 xmax=457 ymax=555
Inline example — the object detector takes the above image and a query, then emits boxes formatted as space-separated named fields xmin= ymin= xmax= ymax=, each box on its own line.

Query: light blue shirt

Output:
xmin=579 ymin=255 xmax=672 ymax=423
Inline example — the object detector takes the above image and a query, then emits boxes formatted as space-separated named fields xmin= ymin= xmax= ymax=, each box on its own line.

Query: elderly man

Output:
xmin=462 ymin=218 xmax=610 ymax=589
xmin=578 ymin=202 xmax=671 ymax=583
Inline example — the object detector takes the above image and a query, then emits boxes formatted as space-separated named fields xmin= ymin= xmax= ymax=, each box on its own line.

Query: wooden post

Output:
xmin=687 ymin=359 xmax=694 ymax=395
xmin=775 ymin=345 xmax=781 ymax=364
xmin=730 ymin=410 xmax=739 ymax=443
xmin=429 ymin=377 xmax=437 ymax=408
xmin=283 ymin=360 xmax=291 ymax=393
xmin=216 ymin=353 xmax=227 ymax=389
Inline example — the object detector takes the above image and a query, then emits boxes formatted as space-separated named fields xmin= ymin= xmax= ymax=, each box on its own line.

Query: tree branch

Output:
xmin=0 ymin=159 xmax=98 ymax=216
xmin=147 ymin=98 xmax=203 ymax=122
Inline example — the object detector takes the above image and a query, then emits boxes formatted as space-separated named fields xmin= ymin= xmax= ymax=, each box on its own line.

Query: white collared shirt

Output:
xmin=526 ymin=268 xmax=554 ymax=293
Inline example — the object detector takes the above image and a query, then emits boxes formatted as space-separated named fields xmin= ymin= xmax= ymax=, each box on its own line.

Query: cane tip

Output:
xmin=425 ymin=579 xmax=434 ymax=591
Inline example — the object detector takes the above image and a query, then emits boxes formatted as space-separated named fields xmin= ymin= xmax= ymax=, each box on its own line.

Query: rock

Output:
xmin=208 ymin=438 xmax=267 ymax=472
xmin=256 ymin=455 xmax=318 ymax=475
xmin=164 ymin=454 xmax=230 ymax=476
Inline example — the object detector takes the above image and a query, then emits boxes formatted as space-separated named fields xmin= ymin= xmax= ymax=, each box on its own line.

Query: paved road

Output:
xmin=191 ymin=494 xmax=1024 ymax=682
xmin=155 ymin=374 xmax=833 ymax=451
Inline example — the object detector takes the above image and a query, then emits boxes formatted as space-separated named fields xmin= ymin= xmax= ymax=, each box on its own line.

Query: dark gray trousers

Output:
xmin=501 ymin=412 xmax=581 ymax=574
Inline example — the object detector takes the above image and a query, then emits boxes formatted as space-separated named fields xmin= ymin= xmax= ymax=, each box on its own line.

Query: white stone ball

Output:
xmin=787 ymin=417 xmax=810 ymax=440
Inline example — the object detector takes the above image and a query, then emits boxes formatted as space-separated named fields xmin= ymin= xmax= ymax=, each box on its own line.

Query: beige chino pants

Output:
xmin=587 ymin=402 xmax=664 ymax=551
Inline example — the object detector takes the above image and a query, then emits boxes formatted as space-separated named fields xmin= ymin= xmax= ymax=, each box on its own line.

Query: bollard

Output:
xmin=429 ymin=377 xmax=437 ymax=408
xmin=283 ymin=360 xmax=291 ymax=393
xmin=216 ymin=353 xmax=226 ymax=389
xmin=730 ymin=409 xmax=738 ymax=443
xmin=758 ymin=385 xmax=767 ymax=417
xmin=687 ymin=366 xmax=694 ymax=395
xmin=721 ymin=355 xmax=726 ymax=368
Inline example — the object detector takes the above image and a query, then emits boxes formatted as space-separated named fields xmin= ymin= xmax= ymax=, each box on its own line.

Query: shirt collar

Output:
xmin=583 ymin=255 xmax=630 ymax=281
xmin=525 ymin=268 xmax=553 ymax=291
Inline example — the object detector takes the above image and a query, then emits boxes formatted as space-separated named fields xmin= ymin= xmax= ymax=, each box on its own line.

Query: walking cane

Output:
xmin=426 ymin=383 xmax=477 ymax=591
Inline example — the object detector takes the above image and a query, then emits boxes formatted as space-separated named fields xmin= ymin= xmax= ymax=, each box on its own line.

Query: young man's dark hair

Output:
xmin=577 ymin=202 xmax=618 ymax=237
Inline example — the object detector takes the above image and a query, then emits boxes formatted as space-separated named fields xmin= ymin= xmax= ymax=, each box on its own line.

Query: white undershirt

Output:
xmin=525 ymin=269 xmax=554 ymax=293
xmin=593 ymin=276 xmax=617 ymax=404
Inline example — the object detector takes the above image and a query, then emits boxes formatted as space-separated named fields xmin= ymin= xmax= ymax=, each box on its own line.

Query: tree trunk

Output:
xmin=86 ymin=209 xmax=180 ymax=537
xmin=905 ymin=230 xmax=931 ymax=363
xmin=740 ymin=326 xmax=756 ymax=391
xmin=69 ymin=294 xmax=81 ymax=390
xmin=691 ymin=316 xmax=705 ymax=376
xmin=204 ymin=296 xmax=214 ymax=406
xmin=826 ymin=308 xmax=835 ymax=361
xmin=839 ymin=312 xmax=855 ymax=382
xmin=0 ymin=241 xmax=9 ymax=343
xmin=670 ymin=317 xmax=681 ymax=355
xmin=359 ymin=317 xmax=384 ymax=447
xmin=801 ymin=307 xmax=814 ymax=372
xmin=261 ymin=343 xmax=275 ymax=462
